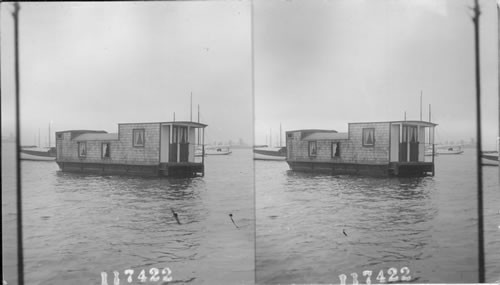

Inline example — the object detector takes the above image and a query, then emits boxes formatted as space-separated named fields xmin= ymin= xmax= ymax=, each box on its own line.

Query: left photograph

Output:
xmin=1 ymin=2 xmax=254 ymax=284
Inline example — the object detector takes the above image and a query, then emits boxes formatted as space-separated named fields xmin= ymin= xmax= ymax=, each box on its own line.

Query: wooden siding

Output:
xmin=287 ymin=122 xmax=391 ymax=165
xmin=57 ymin=123 xmax=161 ymax=165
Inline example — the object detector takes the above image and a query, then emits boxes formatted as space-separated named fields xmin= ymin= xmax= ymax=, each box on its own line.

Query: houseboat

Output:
xmin=56 ymin=121 xmax=207 ymax=177
xmin=286 ymin=120 xmax=437 ymax=176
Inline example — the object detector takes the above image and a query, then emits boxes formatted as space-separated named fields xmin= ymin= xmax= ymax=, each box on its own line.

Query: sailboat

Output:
xmin=481 ymin=137 xmax=499 ymax=166
xmin=20 ymin=123 xmax=56 ymax=161
xmin=254 ymin=124 xmax=287 ymax=161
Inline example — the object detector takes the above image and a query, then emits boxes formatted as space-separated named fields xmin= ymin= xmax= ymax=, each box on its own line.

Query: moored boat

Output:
xmin=253 ymin=146 xmax=286 ymax=161
xmin=482 ymin=151 xmax=499 ymax=166
xmin=435 ymin=145 xmax=464 ymax=155
xmin=205 ymin=146 xmax=232 ymax=155
xmin=286 ymin=120 xmax=438 ymax=176
xmin=20 ymin=146 xmax=56 ymax=161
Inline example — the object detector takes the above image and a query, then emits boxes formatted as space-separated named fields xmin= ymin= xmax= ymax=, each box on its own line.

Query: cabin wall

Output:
xmin=57 ymin=124 xmax=161 ymax=165
xmin=345 ymin=123 xmax=390 ymax=164
xmin=113 ymin=123 xmax=160 ymax=164
xmin=286 ymin=123 xmax=391 ymax=164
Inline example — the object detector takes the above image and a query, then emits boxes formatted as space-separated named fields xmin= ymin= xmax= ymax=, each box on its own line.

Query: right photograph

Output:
xmin=253 ymin=0 xmax=499 ymax=284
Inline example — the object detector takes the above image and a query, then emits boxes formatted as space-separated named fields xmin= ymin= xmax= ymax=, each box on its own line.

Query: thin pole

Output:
xmin=429 ymin=104 xmax=431 ymax=122
xmin=472 ymin=0 xmax=485 ymax=282
xmin=190 ymin=92 xmax=192 ymax=122
xmin=404 ymin=111 xmax=406 ymax=121
xmin=280 ymin=123 xmax=282 ymax=147
xmin=12 ymin=2 xmax=25 ymax=284
xmin=48 ymin=122 xmax=51 ymax=147
xmin=420 ymin=91 xmax=422 ymax=121
xmin=270 ymin=128 xmax=272 ymax=147
xmin=173 ymin=112 xmax=175 ymax=122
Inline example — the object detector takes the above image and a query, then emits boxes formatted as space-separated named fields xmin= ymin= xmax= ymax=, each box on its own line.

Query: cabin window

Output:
xmin=57 ymin=133 xmax=63 ymax=139
xmin=308 ymin=141 xmax=317 ymax=157
xmin=362 ymin=128 xmax=375 ymax=147
xmin=133 ymin=129 xmax=145 ymax=147
xmin=332 ymin=142 xmax=340 ymax=157
xmin=78 ymin=142 xmax=87 ymax=158
xmin=101 ymin=143 xmax=110 ymax=159
xmin=287 ymin=133 xmax=293 ymax=138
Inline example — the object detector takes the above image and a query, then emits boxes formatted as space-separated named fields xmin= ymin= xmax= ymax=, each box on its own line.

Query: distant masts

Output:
xmin=420 ymin=91 xmax=423 ymax=121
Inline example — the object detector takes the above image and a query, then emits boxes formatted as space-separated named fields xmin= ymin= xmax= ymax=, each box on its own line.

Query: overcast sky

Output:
xmin=1 ymin=1 xmax=498 ymax=149
xmin=254 ymin=0 xmax=498 ymax=149
xmin=1 ymin=1 xmax=252 ymax=146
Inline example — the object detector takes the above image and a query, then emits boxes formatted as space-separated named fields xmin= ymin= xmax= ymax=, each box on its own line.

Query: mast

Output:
xmin=420 ymin=91 xmax=422 ymax=121
xmin=472 ymin=0 xmax=485 ymax=282
xmin=279 ymin=123 xmax=282 ymax=147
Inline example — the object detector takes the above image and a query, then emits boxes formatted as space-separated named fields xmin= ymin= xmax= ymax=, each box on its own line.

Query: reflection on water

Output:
xmin=2 ymin=142 xmax=254 ymax=285
xmin=256 ymin=150 xmax=500 ymax=284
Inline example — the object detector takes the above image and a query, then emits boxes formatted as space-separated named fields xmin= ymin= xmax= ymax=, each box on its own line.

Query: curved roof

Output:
xmin=302 ymin=132 xmax=348 ymax=141
xmin=73 ymin=133 xmax=119 ymax=141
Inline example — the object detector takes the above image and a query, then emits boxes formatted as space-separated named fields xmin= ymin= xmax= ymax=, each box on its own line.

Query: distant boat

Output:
xmin=20 ymin=146 xmax=56 ymax=161
xmin=481 ymin=151 xmax=499 ymax=166
xmin=254 ymin=146 xmax=286 ymax=161
xmin=424 ymin=146 xmax=437 ymax=156
xmin=205 ymin=146 xmax=232 ymax=155
xmin=435 ymin=145 xmax=464 ymax=155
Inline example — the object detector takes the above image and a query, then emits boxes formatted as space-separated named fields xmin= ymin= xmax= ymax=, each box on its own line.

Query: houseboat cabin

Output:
xmin=286 ymin=121 xmax=437 ymax=176
xmin=56 ymin=121 xmax=207 ymax=177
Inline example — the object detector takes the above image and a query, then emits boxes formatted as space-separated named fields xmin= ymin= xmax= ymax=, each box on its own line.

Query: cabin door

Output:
xmin=399 ymin=126 xmax=408 ymax=162
xmin=399 ymin=126 xmax=418 ymax=162
xmin=179 ymin=127 xmax=189 ymax=162
xmin=169 ymin=126 xmax=189 ymax=162
xmin=408 ymin=126 xmax=419 ymax=162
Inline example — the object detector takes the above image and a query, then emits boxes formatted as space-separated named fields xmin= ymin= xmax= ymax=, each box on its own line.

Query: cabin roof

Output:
xmin=287 ymin=129 xmax=338 ymax=134
xmin=302 ymin=132 xmax=349 ymax=141
xmin=118 ymin=121 xmax=207 ymax=128
xmin=349 ymin=120 xmax=437 ymax=127
xmin=73 ymin=133 xmax=119 ymax=141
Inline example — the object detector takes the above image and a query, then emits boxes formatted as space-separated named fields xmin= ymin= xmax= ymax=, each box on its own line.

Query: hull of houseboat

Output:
xmin=56 ymin=161 xmax=204 ymax=177
xmin=287 ymin=161 xmax=434 ymax=177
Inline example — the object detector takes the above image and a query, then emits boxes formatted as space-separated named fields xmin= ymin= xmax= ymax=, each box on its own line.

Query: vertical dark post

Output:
xmin=201 ymin=128 xmax=205 ymax=176
xmin=190 ymin=92 xmax=192 ymax=122
xmin=12 ymin=2 xmax=25 ymax=284
xmin=472 ymin=0 xmax=485 ymax=282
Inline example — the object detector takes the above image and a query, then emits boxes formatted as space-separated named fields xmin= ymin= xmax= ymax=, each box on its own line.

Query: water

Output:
xmin=3 ymin=142 xmax=499 ymax=284
xmin=2 ymin=142 xmax=254 ymax=285
xmin=256 ymin=150 xmax=500 ymax=283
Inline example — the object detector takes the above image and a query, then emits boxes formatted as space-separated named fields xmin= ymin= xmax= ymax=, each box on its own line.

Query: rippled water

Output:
xmin=2 ymin=142 xmax=254 ymax=285
xmin=256 ymin=150 xmax=500 ymax=283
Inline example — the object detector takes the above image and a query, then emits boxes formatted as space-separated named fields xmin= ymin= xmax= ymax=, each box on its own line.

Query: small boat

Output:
xmin=482 ymin=151 xmax=499 ymax=166
xmin=20 ymin=146 xmax=56 ymax=161
xmin=194 ymin=146 xmax=205 ymax=157
xmin=424 ymin=146 xmax=437 ymax=156
xmin=254 ymin=146 xmax=286 ymax=161
xmin=435 ymin=145 xmax=464 ymax=155
xmin=205 ymin=146 xmax=232 ymax=155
